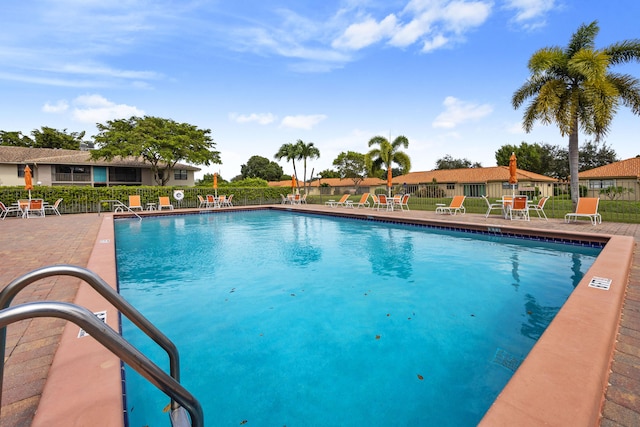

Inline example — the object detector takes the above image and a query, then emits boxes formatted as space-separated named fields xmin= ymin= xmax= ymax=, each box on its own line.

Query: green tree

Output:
xmin=0 ymin=131 xmax=33 ymax=147
xmin=579 ymin=140 xmax=618 ymax=170
xmin=31 ymin=127 xmax=85 ymax=150
xmin=318 ymin=169 xmax=340 ymax=178
xmin=275 ymin=142 xmax=301 ymax=192
xmin=512 ymin=21 xmax=640 ymax=208
xmin=296 ymin=140 xmax=320 ymax=195
xmin=91 ymin=116 xmax=220 ymax=186
xmin=241 ymin=155 xmax=283 ymax=181
xmin=365 ymin=135 xmax=411 ymax=196
xmin=435 ymin=155 xmax=482 ymax=169
xmin=333 ymin=151 xmax=367 ymax=191
xmin=495 ymin=142 xmax=544 ymax=173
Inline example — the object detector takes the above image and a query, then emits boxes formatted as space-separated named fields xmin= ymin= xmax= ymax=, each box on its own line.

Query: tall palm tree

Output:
xmin=275 ymin=142 xmax=301 ymax=192
xmin=295 ymin=140 xmax=320 ymax=195
xmin=512 ymin=21 xmax=640 ymax=208
xmin=366 ymin=135 xmax=411 ymax=196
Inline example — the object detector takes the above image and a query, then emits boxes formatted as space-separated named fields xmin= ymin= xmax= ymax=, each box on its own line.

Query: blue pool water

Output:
xmin=115 ymin=210 xmax=600 ymax=427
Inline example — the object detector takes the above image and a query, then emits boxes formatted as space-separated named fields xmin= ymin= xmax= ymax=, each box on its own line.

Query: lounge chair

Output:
xmin=482 ymin=195 xmax=503 ymax=218
xmin=44 ymin=198 xmax=63 ymax=216
xmin=0 ymin=201 xmax=22 ymax=220
xmin=397 ymin=194 xmax=410 ymax=211
xmin=218 ymin=195 xmax=227 ymax=207
xmin=528 ymin=196 xmax=549 ymax=220
xmin=326 ymin=194 xmax=349 ymax=207
xmin=25 ymin=199 xmax=45 ymax=218
xmin=370 ymin=194 xmax=380 ymax=210
xmin=129 ymin=195 xmax=143 ymax=211
xmin=197 ymin=195 xmax=207 ymax=208
xmin=565 ymin=197 xmax=602 ymax=225
xmin=509 ymin=196 xmax=529 ymax=221
xmin=353 ymin=193 xmax=370 ymax=208
xmin=158 ymin=196 xmax=174 ymax=210
xmin=224 ymin=194 xmax=234 ymax=207
xmin=300 ymin=194 xmax=307 ymax=204
xmin=435 ymin=195 xmax=466 ymax=215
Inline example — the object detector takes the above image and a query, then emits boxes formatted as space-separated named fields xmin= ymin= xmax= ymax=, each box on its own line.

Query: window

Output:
xmin=446 ymin=183 xmax=455 ymax=190
xmin=17 ymin=164 xmax=35 ymax=177
xmin=109 ymin=167 xmax=141 ymax=183
xmin=174 ymin=169 xmax=188 ymax=180
xmin=588 ymin=179 xmax=615 ymax=189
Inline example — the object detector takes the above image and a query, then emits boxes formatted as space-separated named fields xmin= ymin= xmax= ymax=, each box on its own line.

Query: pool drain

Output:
xmin=77 ymin=310 xmax=107 ymax=338
xmin=492 ymin=348 xmax=521 ymax=372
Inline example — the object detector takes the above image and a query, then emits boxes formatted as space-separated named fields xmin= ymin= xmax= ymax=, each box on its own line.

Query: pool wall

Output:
xmin=30 ymin=208 xmax=634 ymax=426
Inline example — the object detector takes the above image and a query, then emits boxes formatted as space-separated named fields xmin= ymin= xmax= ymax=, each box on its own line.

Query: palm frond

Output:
xmin=566 ymin=21 xmax=599 ymax=57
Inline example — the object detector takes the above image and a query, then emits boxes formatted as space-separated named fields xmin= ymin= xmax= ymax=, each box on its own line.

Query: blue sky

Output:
xmin=1 ymin=0 xmax=639 ymax=180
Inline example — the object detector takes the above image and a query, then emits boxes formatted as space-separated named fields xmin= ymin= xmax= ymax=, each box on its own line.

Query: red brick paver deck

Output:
xmin=0 ymin=207 xmax=638 ymax=426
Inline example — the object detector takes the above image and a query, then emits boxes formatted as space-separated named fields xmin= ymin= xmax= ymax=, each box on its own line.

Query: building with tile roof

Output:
xmin=0 ymin=146 xmax=200 ymax=187
xmin=577 ymin=157 xmax=640 ymax=199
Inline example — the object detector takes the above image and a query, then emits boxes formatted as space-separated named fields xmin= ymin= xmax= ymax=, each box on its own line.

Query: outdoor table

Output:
xmin=146 ymin=203 xmax=156 ymax=211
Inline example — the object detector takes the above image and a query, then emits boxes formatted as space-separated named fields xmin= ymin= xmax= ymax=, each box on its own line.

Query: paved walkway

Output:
xmin=0 ymin=208 xmax=638 ymax=425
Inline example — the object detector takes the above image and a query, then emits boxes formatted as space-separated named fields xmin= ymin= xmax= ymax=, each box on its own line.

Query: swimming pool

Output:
xmin=115 ymin=210 xmax=600 ymax=426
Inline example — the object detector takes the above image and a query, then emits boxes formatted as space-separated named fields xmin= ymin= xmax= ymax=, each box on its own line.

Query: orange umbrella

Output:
xmin=213 ymin=172 xmax=218 ymax=197
xmin=24 ymin=165 xmax=33 ymax=199
xmin=291 ymin=175 xmax=297 ymax=192
xmin=509 ymin=152 xmax=517 ymax=196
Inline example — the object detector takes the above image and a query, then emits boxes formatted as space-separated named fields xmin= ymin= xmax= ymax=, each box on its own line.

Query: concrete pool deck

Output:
xmin=1 ymin=206 xmax=639 ymax=426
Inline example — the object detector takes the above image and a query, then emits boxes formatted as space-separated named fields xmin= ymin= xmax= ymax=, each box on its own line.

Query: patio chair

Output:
xmin=217 ymin=195 xmax=227 ymax=207
xmin=280 ymin=194 xmax=289 ymax=204
xmin=224 ymin=194 xmax=234 ymax=207
xmin=0 ymin=201 xmax=22 ymax=220
xmin=482 ymin=195 xmax=503 ymax=218
xmin=565 ymin=197 xmax=602 ymax=225
xmin=197 ymin=195 xmax=207 ymax=208
xmin=25 ymin=199 xmax=45 ymax=218
xmin=44 ymin=198 xmax=63 ymax=216
xmin=370 ymin=194 xmax=380 ymax=210
xmin=509 ymin=196 xmax=530 ymax=221
xmin=527 ymin=196 xmax=549 ymax=220
xmin=398 ymin=194 xmax=410 ymax=211
xmin=376 ymin=194 xmax=390 ymax=211
xmin=300 ymin=194 xmax=307 ymax=204
xmin=435 ymin=195 xmax=466 ymax=215
xmin=353 ymin=193 xmax=370 ymax=208
xmin=206 ymin=194 xmax=217 ymax=208
xmin=128 ymin=195 xmax=143 ymax=211
xmin=158 ymin=196 xmax=174 ymax=210
xmin=326 ymin=194 xmax=349 ymax=207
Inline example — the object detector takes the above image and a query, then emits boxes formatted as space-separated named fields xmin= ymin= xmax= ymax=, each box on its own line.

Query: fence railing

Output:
xmin=1 ymin=182 xmax=638 ymax=223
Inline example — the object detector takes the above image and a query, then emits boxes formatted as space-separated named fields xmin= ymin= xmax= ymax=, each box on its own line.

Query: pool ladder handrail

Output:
xmin=0 ymin=265 xmax=199 ymax=426
xmin=0 ymin=301 xmax=203 ymax=427
xmin=98 ymin=199 xmax=142 ymax=220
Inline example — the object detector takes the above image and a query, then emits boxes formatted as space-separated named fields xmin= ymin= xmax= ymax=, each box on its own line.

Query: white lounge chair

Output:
xmin=565 ymin=197 xmax=601 ymax=225
xmin=44 ymin=198 xmax=63 ymax=216
xmin=326 ymin=194 xmax=349 ymax=207
xmin=0 ymin=201 xmax=22 ymax=220
xmin=435 ymin=196 xmax=466 ymax=215
xmin=482 ymin=195 xmax=503 ymax=218
xmin=353 ymin=193 xmax=370 ymax=208
xmin=528 ymin=196 xmax=549 ymax=220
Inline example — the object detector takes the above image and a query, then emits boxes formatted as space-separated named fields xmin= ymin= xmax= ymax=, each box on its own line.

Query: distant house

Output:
xmin=577 ymin=157 xmax=640 ymax=198
xmin=269 ymin=167 xmax=557 ymax=198
xmin=393 ymin=167 xmax=557 ymax=198
xmin=0 ymin=146 xmax=200 ymax=187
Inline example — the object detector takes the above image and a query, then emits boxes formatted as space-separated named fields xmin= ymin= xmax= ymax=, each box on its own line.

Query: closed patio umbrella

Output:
xmin=213 ymin=172 xmax=218 ymax=197
xmin=291 ymin=175 xmax=297 ymax=194
xmin=509 ymin=152 xmax=517 ymax=197
xmin=24 ymin=165 xmax=33 ymax=200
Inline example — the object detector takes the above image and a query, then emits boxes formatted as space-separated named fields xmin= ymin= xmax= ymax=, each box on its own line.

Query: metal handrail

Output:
xmin=0 ymin=265 xmax=179 ymax=410
xmin=0 ymin=301 xmax=203 ymax=427
xmin=98 ymin=199 xmax=142 ymax=220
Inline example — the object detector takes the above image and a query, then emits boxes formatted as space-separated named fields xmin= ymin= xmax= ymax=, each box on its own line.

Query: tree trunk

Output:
xmin=568 ymin=117 xmax=580 ymax=210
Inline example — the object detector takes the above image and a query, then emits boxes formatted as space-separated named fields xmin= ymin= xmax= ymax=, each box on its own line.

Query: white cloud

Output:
xmin=332 ymin=14 xmax=397 ymax=50
xmin=71 ymin=94 xmax=144 ymax=124
xmin=432 ymin=96 xmax=493 ymax=129
xmin=229 ymin=112 xmax=277 ymax=125
xmin=42 ymin=100 xmax=69 ymax=113
xmin=507 ymin=121 xmax=525 ymax=134
xmin=421 ymin=34 xmax=449 ymax=52
xmin=504 ymin=0 xmax=558 ymax=29
xmin=280 ymin=114 xmax=328 ymax=130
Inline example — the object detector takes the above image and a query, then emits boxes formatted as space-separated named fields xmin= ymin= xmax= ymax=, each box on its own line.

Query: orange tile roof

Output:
xmin=393 ymin=167 xmax=557 ymax=184
xmin=578 ymin=157 xmax=640 ymax=179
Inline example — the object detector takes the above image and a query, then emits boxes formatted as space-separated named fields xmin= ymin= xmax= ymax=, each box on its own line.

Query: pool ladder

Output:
xmin=0 ymin=265 xmax=203 ymax=427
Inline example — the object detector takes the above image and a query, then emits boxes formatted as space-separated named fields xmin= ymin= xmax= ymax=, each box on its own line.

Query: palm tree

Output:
xmin=512 ymin=21 xmax=640 ymax=208
xmin=275 ymin=142 xmax=301 ymax=192
xmin=366 ymin=135 xmax=411 ymax=196
xmin=295 ymin=140 xmax=320 ymax=195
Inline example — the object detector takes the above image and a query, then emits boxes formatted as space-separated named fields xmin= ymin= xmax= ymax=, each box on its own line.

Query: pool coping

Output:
xmin=32 ymin=207 xmax=634 ymax=426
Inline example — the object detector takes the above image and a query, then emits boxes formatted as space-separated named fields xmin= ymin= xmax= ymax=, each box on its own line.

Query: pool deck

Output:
xmin=1 ymin=206 xmax=639 ymax=426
